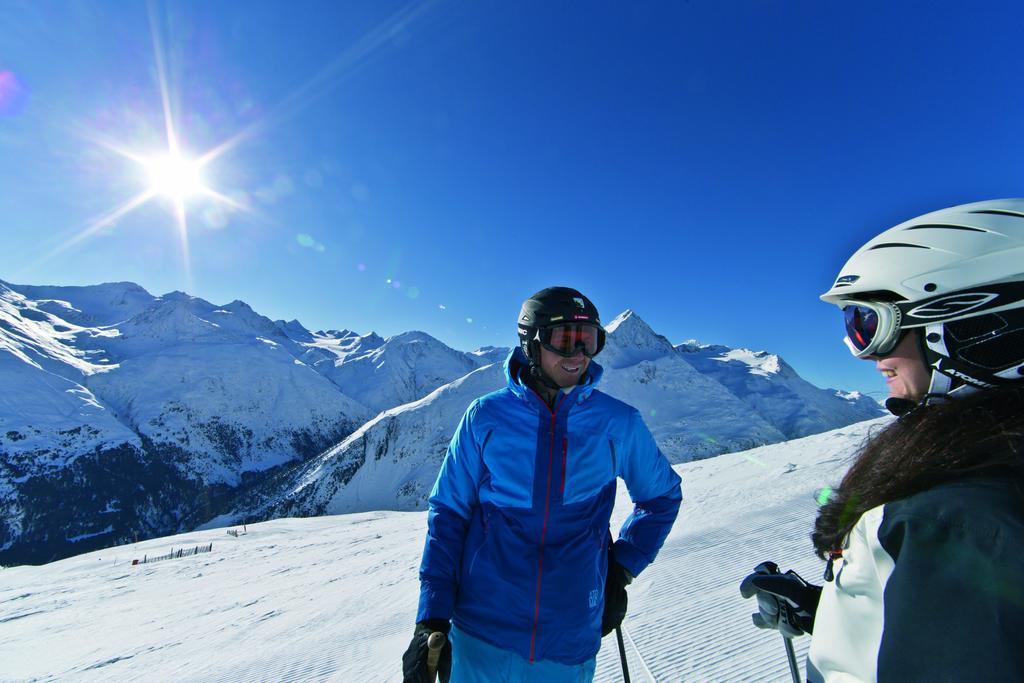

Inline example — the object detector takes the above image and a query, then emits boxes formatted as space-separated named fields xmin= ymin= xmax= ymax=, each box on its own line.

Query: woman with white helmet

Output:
xmin=740 ymin=199 xmax=1024 ymax=681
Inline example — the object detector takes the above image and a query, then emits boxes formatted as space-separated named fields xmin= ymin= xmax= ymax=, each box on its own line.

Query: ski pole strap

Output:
xmin=426 ymin=631 xmax=446 ymax=682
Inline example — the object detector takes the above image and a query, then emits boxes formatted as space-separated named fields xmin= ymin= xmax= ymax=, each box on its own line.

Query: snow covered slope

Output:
xmin=84 ymin=293 xmax=370 ymax=484
xmin=0 ymin=282 xmax=369 ymax=565
xmin=303 ymin=330 xmax=487 ymax=414
xmin=1 ymin=280 xmax=881 ymax=566
xmin=216 ymin=363 xmax=504 ymax=521
xmin=600 ymin=312 xmax=788 ymax=459
xmin=677 ymin=342 xmax=883 ymax=439
xmin=221 ymin=312 xmax=883 ymax=524
xmin=279 ymin=322 xmax=503 ymax=414
xmin=0 ymin=418 xmax=889 ymax=682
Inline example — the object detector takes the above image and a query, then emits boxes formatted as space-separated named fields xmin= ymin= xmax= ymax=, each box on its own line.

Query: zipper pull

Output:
xmin=823 ymin=549 xmax=843 ymax=582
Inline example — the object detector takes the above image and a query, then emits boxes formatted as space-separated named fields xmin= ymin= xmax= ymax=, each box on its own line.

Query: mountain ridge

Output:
xmin=0 ymin=281 xmax=883 ymax=565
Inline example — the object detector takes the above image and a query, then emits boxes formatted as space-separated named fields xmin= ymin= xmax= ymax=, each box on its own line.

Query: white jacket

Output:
xmin=807 ymin=477 xmax=1024 ymax=682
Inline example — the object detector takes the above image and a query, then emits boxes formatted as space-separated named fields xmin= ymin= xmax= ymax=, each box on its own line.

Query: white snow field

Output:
xmin=0 ymin=418 xmax=888 ymax=682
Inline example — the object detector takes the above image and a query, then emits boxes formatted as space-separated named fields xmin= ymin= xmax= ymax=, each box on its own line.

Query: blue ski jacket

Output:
xmin=417 ymin=348 xmax=683 ymax=665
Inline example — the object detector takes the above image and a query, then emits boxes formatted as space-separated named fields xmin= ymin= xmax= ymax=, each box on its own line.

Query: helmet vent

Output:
xmin=968 ymin=209 xmax=1024 ymax=219
xmin=945 ymin=314 xmax=1006 ymax=343
xmin=868 ymin=242 xmax=930 ymax=250
xmin=903 ymin=223 xmax=986 ymax=233
xmin=957 ymin=329 xmax=1024 ymax=370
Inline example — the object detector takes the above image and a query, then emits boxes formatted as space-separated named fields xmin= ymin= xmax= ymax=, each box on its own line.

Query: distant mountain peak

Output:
xmin=605 ymin=309 xmax=672 ymax=348
xmin=600 ymin=310 xmax=676 ymax=368
xmin=386 ymin=330 xmax=437 ymax=345
xmin=360 ymin=332 xmax=385 ymax=346
xmin=223 ymin=299 xmax=254 ymax=312
xmin=276 ymin=319 xmax=314 ymax=342
xmin=605 ymin=309 xmax=639 ymax=332
xmin=676 ymin=339 xmax=717 ymax=353
xmin=471 ymin=345 xmax=503 ymax=354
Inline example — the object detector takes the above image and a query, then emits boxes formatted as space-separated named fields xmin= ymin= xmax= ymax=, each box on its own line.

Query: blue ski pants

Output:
xmin=449 ymin=625 xmax=597 ymax=683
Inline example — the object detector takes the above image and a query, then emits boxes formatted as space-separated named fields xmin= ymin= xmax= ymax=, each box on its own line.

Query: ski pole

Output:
xmin=615 ymin=626 xmax=632 ymax=683
xmin=426 ymin=631 xmax=446 ymax=682
xmin=782 ymin=635 xmax=801 ymax=683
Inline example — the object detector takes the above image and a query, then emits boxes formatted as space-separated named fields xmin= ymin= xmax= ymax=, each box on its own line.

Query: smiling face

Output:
xmin=538 ymin=344 xmax=590 ymax=388
xmin=868 ymin=328 xmax=932 ymax=401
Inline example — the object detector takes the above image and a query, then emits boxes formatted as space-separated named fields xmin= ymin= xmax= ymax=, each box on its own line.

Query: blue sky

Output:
xmin=1 ymin=1 xmax=1023 ymax=398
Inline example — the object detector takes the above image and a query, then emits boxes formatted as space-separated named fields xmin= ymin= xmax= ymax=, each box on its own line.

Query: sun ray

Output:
xmin=71 ymin=125 xmax=153 ymax=166
xmin=199 ymin=187 xmax=251 ymax=213
xmin=148 ymin=0 xmax=180 ymax=159
xmin=172 ymin=196 xmax=193 ymax=289
xmin=39 ymin=189 xmax=156 ymax=263
xmin=195 ymin=0 xmax=437 ymax=168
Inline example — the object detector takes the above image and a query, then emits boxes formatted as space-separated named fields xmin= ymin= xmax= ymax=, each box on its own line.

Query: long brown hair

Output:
xmin=812 ymin=385 xmax=1024 ymax=559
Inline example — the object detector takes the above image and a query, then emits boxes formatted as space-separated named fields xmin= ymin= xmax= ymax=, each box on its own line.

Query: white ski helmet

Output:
xmin=821 ymin=198 xmax=1024 ymax=397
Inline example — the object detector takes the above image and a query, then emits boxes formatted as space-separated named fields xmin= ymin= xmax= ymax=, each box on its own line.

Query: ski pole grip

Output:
xmin=426 ymin=631 xmax=446 ymax=681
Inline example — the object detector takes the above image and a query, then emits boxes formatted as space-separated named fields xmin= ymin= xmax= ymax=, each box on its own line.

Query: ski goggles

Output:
xmin=841 ymin=300 xmax=903 ymax=358
xmin=537 ymin=323 xmax=604 ymax=358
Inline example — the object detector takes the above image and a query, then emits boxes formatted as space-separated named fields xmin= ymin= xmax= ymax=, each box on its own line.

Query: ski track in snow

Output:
xmin=0 ymin=420 xmax=884 ymax=682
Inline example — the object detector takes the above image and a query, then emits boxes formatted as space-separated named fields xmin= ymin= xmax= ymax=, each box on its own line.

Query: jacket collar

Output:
xmin=504 ymin=347 xmax=603 ymax=406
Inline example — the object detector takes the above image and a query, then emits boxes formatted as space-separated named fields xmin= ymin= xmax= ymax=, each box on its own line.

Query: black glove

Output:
xmin=602 ymin=550 xmax=632 ymax=636
xmin=402 ymin=619 xmax=452 ymax=683
xmin=739 ymin=561 xmax=821 ymax=638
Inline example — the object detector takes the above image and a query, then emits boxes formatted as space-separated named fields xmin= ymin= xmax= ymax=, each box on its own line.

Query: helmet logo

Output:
xmin=573 ymin=297 xmax=586 ymax=309
xmin=834 ymin=275 xmax=860 ymax=287
xmin=939 ymin=364 xmax=998 ymax=389
xmin=909 ymin=292 xmax=998 ymax=320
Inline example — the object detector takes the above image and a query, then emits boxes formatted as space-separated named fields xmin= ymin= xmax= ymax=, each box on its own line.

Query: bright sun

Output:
xmin=145 ymin=154 xmax=205 ymax=201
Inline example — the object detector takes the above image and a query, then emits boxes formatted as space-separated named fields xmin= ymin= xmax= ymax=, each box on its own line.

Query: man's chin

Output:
xmin=554 ymin=374 xmax=581 ymax=388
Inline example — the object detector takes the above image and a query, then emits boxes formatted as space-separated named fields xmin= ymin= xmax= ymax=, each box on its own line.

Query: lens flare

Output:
xmin=816 ymin=486 xmax=834 ymax=506
xmin=0 ymin=70 xmax=28 ymax=116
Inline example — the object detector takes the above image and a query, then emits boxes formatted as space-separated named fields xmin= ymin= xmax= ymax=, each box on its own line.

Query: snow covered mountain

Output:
xmin=295 ymin=328 xmax=490 ymax=414
xmin=676 ymin=341 xmax=882 ymax=439
xmin=599 ymin=311 xmax=788 ymax=460
xmin=0 ymin=419 xmax=888 ymax=682
xmin=215 ymin=363 xmax=505 ymax=521
xmin=217 ymin=310 xmax=883 ymax=524
xmin=1 ymin=279 xmax=882 ymax=566
xmin=0 ymin=281 xmax=370 ymax=566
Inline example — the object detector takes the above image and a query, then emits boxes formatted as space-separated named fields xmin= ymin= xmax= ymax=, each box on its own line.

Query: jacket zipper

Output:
xmin=529 ymin=393 xmax=564 ymax=663
xmin=560 ymin=438 xmax=568 ymax=495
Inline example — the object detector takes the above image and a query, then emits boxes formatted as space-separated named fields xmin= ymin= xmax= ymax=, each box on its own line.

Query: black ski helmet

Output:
xmin=517 ymin=287 xmax=605 ymax=364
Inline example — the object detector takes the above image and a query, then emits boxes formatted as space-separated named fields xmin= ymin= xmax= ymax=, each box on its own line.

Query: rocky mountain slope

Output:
xmin=0 ymin=282 xmax=473 ymax=564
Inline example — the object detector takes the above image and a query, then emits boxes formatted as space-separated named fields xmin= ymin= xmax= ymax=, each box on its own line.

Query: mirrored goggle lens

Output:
xmin=843 ymin=305 xmax=879 ymax=352
xmin=544 ymin=324 xmax=599 ymax=356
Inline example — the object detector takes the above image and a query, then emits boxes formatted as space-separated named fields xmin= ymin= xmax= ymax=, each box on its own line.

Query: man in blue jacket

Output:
xmin=403 ymin=287 xmax=683 ymax=683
